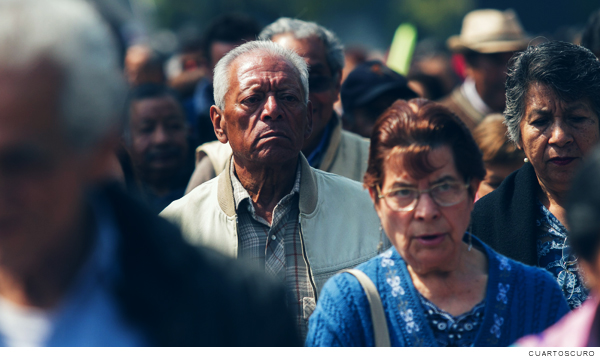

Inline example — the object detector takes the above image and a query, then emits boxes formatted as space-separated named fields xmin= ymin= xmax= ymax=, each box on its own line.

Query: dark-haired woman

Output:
xmin=518 ymin=145 xmax=600 ymax=346
xmin=305 ymin=99 xmax=568 ymax=347
xmin=471 ymin=41 xmax=600 ymax=309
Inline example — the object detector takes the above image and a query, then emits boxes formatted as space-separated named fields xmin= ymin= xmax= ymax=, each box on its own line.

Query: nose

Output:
xmin=413 ymin=192 xmax=440 ymax=221
xmin=152 ymin=124 xmax=170 ymax=145
xmin=548 ymin=120 xmax=573 ymax=147
xmin=261 ymin=95 xmax=283 ymax=121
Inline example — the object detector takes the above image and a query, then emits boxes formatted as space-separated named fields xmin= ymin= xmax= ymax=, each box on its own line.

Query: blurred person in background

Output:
xmin=341 ymin=60 xmax=417 ymax=138
xmin=123 ymin=84 xmax=195 ymax=214
xmin=161 ymin=41 xmax=385 ymax=340
xmin=581 ymin=9 xmax=600 ymax=58
xmin=471 ymin=42 xmax=600 ymax=310
xmin=0 ymin=0 xmax=298 ymax=346
xmin=517 ymin=145 xmax=600 ymax=346
xmin=407 ymin=72 xmax=446 ymax=101
xmin=306 ymin=99 xmax=568 ymax=347
xmin=334 ymin=44 xmax=369 ymax=114
xmin=341 ymin=45 xmax=369 ymax=83
xmin=408 ymin=38 xmax=460 ymax=99
xmin=472 ymin=113 xmax=524 ymax=200
xmin=124 ymin=44 xmax=166 ymax=87
xmin=440 ymin=9 xmax=530 ymax=130
xmin=185 ymin=18 xmax=371 ymax=193
xmin=186 ymin=14 xmax=261 ymax=146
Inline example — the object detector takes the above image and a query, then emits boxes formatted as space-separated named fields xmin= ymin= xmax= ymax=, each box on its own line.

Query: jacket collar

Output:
xmin=217 ymin=153 xmax=318 ymax=217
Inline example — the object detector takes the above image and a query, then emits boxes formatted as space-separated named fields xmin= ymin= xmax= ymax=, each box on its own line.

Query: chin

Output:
xmin=253 ymin=148 xmax=300 ymax=164
xmin=408 ymin=246 xmax=460 ymax=273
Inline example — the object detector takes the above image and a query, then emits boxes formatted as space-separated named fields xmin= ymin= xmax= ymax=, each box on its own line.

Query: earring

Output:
xmin=524 ymin=158 xmax=529 ymax=163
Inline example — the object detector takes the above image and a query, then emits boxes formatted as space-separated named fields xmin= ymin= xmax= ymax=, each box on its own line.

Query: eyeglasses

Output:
xmin=376 ymin=180 xmax=470 ymax=212
xmin=558 ymin=237 xmax=579 ymax=300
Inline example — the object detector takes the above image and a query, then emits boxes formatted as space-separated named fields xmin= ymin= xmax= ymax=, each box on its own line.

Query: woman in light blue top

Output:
xmin=306 ymin=99 xmax=569 ymax=347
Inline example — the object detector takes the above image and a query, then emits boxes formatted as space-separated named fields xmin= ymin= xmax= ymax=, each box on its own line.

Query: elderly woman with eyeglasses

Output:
xmin=471 ymin=42 xmax=600 ymax=310
xmin=305 ymin=99 xmax=568 ymax=347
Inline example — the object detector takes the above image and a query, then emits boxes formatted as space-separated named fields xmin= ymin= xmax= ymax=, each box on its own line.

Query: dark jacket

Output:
xmin=470 ymin=162 xmax=539 ymax=266
xmin=101 ymin=183 xmax=299 ymax=346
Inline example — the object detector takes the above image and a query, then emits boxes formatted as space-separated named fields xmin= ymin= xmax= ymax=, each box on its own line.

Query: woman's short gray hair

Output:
xmin=213 ymin=40 xmax=309 ymax=109
xmin=0 ymin=0 xmax=125 ymax=151
xmin=258 ymin=18 xmax=345 ymax=75
xmin=504 ymin=41 xmax=600 ymax=144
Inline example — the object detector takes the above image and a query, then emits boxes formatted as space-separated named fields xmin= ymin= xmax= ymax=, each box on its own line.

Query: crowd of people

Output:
xmin=2 ymin=0 xmax=600 ymax=347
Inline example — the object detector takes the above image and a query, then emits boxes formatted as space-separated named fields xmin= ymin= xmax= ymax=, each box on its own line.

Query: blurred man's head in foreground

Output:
xmin=0 ymin=0 xmax=124 ymax=269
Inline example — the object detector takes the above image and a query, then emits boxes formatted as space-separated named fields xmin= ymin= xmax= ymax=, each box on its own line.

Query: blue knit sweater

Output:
xmin=306 ymin=236 xmax=569 ymax=347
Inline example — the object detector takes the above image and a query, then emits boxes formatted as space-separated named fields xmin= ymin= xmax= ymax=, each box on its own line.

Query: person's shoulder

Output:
xmin=161 ymin=175 xmax=219 ymax=218
xmin=492 ymin=248 xmax=559 ymax=289
xmin=312 ymin=167 xmax=366 ymax=192
xmin=340 ymin=129 xmax=370 ymax=145
xmin=311 ymin=169 xmax=373 ymax=210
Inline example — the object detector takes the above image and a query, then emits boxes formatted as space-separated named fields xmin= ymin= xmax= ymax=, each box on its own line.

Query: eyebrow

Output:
xmin=388 ymin=175 xmax=458 ymax=188
xmin=429 ymin=175 xmax=457 ymax=185
xmin=565 ymin=103 xmax=590 ymax=112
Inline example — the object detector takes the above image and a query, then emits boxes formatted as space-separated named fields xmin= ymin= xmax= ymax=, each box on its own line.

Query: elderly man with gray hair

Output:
xmin=161 ymin=40 xmax=385 ymax=339
xmin=185 ymin=18 xmax=370 ymax=192
xmin=0 ymin=0 xmax=298 ymax=346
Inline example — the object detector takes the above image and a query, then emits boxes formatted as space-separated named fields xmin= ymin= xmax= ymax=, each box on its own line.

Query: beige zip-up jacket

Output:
xmin=161 ymin=154 xmax=387 ymax=296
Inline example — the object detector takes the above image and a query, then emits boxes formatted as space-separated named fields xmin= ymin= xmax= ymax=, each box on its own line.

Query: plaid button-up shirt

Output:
xmin=230 ymin=160 xmax=315 ymax=339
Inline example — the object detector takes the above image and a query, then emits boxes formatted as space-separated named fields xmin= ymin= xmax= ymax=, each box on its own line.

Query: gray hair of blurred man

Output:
xmin=213 ymin=40 xmax=309 ymax=110
xmin=258 ymin=18 xmax=345 ymax=75
xmin=0 ymin=0 xmax=125 ymax=151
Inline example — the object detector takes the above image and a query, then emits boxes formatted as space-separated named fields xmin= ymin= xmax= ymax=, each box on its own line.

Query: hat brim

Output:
xmin=447 ymin=35 xmax=531 ymax=53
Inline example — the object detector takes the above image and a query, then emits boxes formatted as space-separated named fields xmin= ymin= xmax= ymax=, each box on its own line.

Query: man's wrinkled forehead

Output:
xmin=229 ymin=51 xmax=303 ymax=92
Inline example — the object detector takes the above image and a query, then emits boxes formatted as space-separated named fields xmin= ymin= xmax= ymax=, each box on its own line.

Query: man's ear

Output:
xmin=305 ymin=101 xmax=313 ymax=140
xmin=210 ymin=105 xmax=228 ymax=144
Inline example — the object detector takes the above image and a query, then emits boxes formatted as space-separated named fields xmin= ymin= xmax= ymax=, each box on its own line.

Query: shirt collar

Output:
xmin=229 ymin=158 xmax=302 ymax=211
xmin=461 ymin=77 xmax=493 ymax=115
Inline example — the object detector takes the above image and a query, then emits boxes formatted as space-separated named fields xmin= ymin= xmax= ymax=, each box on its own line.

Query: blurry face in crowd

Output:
xmin=369 ymin=146 xmax=479 ymax=274
xmin=519 ymin=82 xmax=600 ymax=194
xmin=212 ymin=52 xmax=312 ymax=166
xmin=129 ymin=95 xmax=188 ymax=183
xmin=466 ymin=51 xmax=514 ymax=112
xmin=210 ymin=41 xmax=246 ymax=69
xmin=477 ymin=160 xmax=523 ymax=198
xmin=0 ymin=63 xmax=111 ymax=269
xmin=351 ymin=91 xmax=403 ymax=138
xmin=124 ymin=46 xmax=165 ymax=86
xmin=271 ymin=33 xmax=341 ymax=151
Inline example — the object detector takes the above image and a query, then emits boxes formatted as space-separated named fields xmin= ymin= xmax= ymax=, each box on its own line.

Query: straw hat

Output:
xmin=447 ymin=9 xmax=530 ymax=53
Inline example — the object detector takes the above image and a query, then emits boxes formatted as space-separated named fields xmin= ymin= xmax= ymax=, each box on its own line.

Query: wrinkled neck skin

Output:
xmin=0 ymin=207 xmax=94 ymax=310
xmin=233 ymin=156 xmax=298 ymax=224
xmin=407 ymin=242 xmax=489 ymax=317
xmin=537 ymin=176 xmax=569 ymax=229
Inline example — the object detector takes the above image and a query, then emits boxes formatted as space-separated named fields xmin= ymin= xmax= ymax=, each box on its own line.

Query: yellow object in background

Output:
xmin=386 ymin=23 xmax=417 ymax=76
